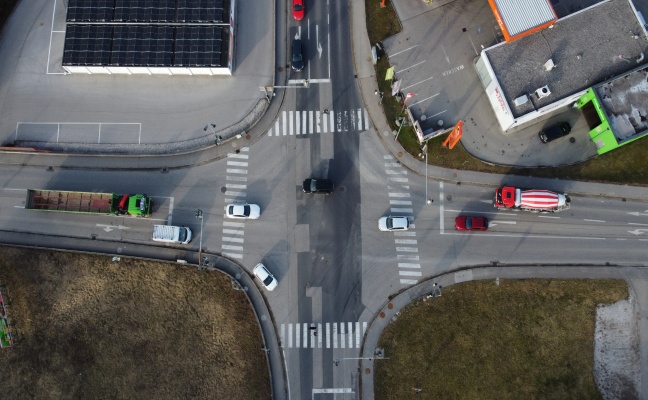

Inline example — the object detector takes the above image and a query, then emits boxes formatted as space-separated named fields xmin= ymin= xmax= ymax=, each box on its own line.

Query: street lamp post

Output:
xmin=196 ymin=209 xmax=204 ymax=263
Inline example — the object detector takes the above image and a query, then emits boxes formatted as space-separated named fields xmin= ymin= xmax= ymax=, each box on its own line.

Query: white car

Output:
xmin=378 ymin=216 xmax=410 ymax=231
xmin=253 ymin=263 xmax=278 ymax=291
xmin=224 ymin=203 xmax=260 ymax=219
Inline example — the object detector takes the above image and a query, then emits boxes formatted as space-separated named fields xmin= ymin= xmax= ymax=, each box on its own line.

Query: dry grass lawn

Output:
xmin=375 ymin=279 xmax=628 ymax=400
xmin=0 ymin=247 xmax=270 ymax=400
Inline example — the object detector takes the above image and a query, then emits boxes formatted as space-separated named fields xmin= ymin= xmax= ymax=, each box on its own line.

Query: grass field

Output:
xmin=365 ymin=0 xmax=648 ymax=186
xmin=0 ymin=247 xmax=270 ymax=400
xmin=374 ymin=279 xmax=628 ymax=400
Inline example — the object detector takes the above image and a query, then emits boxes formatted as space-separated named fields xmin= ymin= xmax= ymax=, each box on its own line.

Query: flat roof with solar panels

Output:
xmin=62 ymin=0 xmax=235 ymax=75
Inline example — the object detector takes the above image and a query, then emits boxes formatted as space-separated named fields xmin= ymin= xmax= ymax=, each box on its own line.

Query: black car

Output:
xmin=302 ymin=178 xmax=334 ymax=194
xmin=291 ymin=39 xmax=304 ymax=72
xmin=539 ymin=121 xmax=571 ymax=143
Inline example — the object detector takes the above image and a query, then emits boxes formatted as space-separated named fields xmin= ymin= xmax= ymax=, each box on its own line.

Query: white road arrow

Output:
xmin=627 ymin=211 xmax=648 ymax=216
xmin=316 ymin=26 xmax=322 ymax=59
xmin=488 ymin=220 xmax=516 ymax=227
xmin=96 ymin=224 xmax=131 ymax=233
xmin=628 ymin=228 xmax=648 ymax=235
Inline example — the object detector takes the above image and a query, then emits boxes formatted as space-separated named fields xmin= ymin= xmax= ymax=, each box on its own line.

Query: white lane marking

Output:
xmin=227 ymin=176 xmax=247 ymax=182
xmin=391 ymin=208 xmax=413 ymax=213
xmin=318 ymin=323 xmax=322 ymax=348
xmin=385 ymin=169 xmax=407 ymax=175
xmin=389 ymin=193 xmax=410 ymax=198
xmin=396 ymin=247 xmax=418 ymax=252
xmin=629 ymin=229 xmax=648 ymax=235
xmin=227 ymin=168 xmax=248 ymax=174
xmin=617 ymin=238 xmax=627 ymax=241
xmin=443 ymin=232 xmax=606 ymax=240
xmin=400 ymin=270 xmax=422 ymax=276
xmin=223 ymin=229 xmax=244 ymax=235
xmin=627 ymin=211 xmax=648 ymax=216
xmin=227 ymin=161 xmax=248 ymax=167
xmin=222 ymin=237 xmax=244 ymax=243
xmin=488 ymin=220 xmax=516 ymax=227
xmin=281 ymin=324 xmax=285 ymax=347
xmin=397 ymin=254 xmax=420 ymax=260
xmin=224 ymin=191 xmax=246 ymax=197
xmin=388 ymin=185 xmax=410 ymax=190
xmin=288 ymin=324 xmax=292 ymax=348
xmin=310 ymin=324 xmax=315 ymax=348
xmin=395 ymin=59 xmax=427 ymax=74
xmin=385 ymin=162 xmax=401 ymax=167
xmin=628 ymin=223 xmax=648 ymax=226
xmin=330 ymin=110 xmax=335 ymax=132
xmin=356 ymin=322 xmax=361 ymax=348
xmin=275 ymin=119 xmax=280 ymax=136
xmin=348 ymin=322 xmax=353 ymax=349
xmin=394 ymin=231 xmax=417 ymax=236
xmin=282 ymin=111 xmax=287 ymax=135
xmin=221 ymin=244 xmax=243 ymax=251
xmin=323 ymin=111 xmax=328 ymax=133
xmin=390 ymin=44 xmax=420 ymax=57
xmin=316 ymin=111 xmax=321 ymax=133
xmin=538 ymin=216 xmax=560 ymax=219
xmin=357 ymin=108 xmax=363 ymax=130
xmin=223 ymin=221 xmax=245 ymax=227
xmin=289 ymin=111 xmax=294 ymax=135
xmin=333 ymin=323 xmax=338 ymax=348
xmin=409 ymin=92 xmax=439 ymax=107
xmin=309 ymin=111 xmax=314 ymax=133
xmin=295 ymin=111 xmax=301 ymax=135
xmin=302 ymin=111 xmax=307 ymax=135
xmin=388 ymin=177 xmax=409 ymax=182
xmin=228 ymin=153 xmax=248 ymax=159
xmin=364 ymin=109 xmax=369 ymax=130
xmin=225 ymin=183 xmax=247 ymax=189
xmin=384 ymin=154 xmax=393 ymax=159
xmin=446 ymin=209 xmax=518 ymax=216
xmin=340 ymin=323 xmax=345 ymax=348
xmin=390 ymin=200 xmax=412 ymax=205
xmin=402 ymin=75 xmax=435 ymax=90
xmin=584 ymin=219 xmax=605 ymax=222
xmin=400 ymin=279 xmax=418 ymax=284
xmin=303 ymin=323 xmax=308 ymax=348
xmin=296 ymin=323 xmax=300 ymax=348
xmin=222 ymin=252 xmax=243 ymax=259
xmin=398 ymin=263 xmax=421 ymax=268
xmin=440 ymin=182 xmax=444 ymax=234
xmin=326 ymin=323 xmax=331 ymax=348
xmin=395 ymin=239 xmax=417 ymax=244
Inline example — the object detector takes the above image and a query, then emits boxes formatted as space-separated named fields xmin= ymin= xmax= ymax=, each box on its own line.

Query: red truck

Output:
xmin=494 ymin=186 xmax=570 ymax=212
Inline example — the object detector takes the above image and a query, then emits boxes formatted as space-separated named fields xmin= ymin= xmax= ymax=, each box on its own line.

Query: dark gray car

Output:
xmin=303 ymin=178 xmax=334 ymax=194
xmin=539 ymin=122 xmax=571 ymax=143
xmin=292 ymin=39 xmax=304 ymax=72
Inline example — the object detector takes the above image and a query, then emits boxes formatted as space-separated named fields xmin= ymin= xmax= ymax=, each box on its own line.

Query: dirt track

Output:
xmin=0 ymin=247 xmax=270 ymax=399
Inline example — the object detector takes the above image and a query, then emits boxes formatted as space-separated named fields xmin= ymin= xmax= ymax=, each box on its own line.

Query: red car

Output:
xmin=455 ymin=216 xmax=488 ymax=231
xmin=292 ymin=0 xmax=304 ymax=20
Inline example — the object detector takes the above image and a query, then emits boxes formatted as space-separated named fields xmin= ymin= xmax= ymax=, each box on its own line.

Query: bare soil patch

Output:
xmin=375 ymin=279 xmax=630 ymax=400
xmin=0 ymin=247 xmax=270 ymax=400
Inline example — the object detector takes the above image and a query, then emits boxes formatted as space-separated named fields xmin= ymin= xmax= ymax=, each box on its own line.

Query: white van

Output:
xmin=152 ymin=225 xmax=192 ymax=244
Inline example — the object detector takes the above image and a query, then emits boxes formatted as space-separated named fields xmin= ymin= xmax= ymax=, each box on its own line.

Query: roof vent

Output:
xmin=544 ymin=59 xmax=555 ymax=71
xmin=513 ymin=95 xmax=529 ymax=107
xmin=534 ymin=86 xmax=551 ymax=99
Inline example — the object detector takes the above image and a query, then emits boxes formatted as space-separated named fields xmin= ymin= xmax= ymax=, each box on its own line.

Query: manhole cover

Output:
xmin=235 ymin=149 xmax=240 ymax=154
xmin=569 ymin=137 xmax=576 ymax=143
xmin=387 ymin=303 xmax=393 ymax=309
xmin=365 ymin=368 xmax=371 ymax=374
xmin=277 ymin=66 xmax=284 ymax=72
xmin=339 ymin=186 xmax=346 ymax=192
xmin=246 ymin=134 xmax=251 ymax=140
xmin=221 ymin=187 xmax=227 ymax=193
xmin=397 ymin=152 xmax=403 ymax=157
xmin=379 ymin=312 xmax=385 ymax=318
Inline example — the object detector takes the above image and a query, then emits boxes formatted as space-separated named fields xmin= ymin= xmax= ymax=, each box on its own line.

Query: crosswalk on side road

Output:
xmin=267 ymin=109 xmax=370 ymax=136
xmin=280 ymin=322 xmax=368 ymax=349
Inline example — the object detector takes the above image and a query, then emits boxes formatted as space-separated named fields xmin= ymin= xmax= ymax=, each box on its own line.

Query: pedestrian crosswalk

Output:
xmin=384 ymin=155 xmax=422 ymax=285
xmin=221 ymin=148 xmax=250 ymax=260
xmin=280 ymin=322 xmax=368 ymax=349
xmin=267 ymin=109 xmax=370 ymax=136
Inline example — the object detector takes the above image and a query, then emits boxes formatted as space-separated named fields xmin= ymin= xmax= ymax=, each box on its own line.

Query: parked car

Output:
xmin=539 ymin=121 xmax=571 ymax=143
xmin=378 ymin=216 xmax=410 ymax=231
xmin=224 ymin=203 xmax=261 ymax=219
xmin=455 ymin=216 xmax=488 ymax=231
xmin=292 ymin=0 xmax=304 ymax=20
xmin=303 ymin=178 xmax=335 ymax=194
xmin=253 ymin=263 xmax=278 ymax=291
xmin=292 ymin=39 xmax=304 ymax=71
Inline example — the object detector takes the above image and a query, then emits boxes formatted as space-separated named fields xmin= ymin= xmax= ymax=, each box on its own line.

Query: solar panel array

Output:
xmin=67 ymin=0 xmax=225 ymax=23
xmin=64 ymin=0 xmax=229 ymax=68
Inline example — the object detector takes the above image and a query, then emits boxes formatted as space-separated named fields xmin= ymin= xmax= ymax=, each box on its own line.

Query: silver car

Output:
xmin=224 ymin=203 xmax=261 ymax=219
xmin=378 ymin=216 xmax=410 ymax=231
xmin=253 ymin=263 xmax=278 ymax=291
